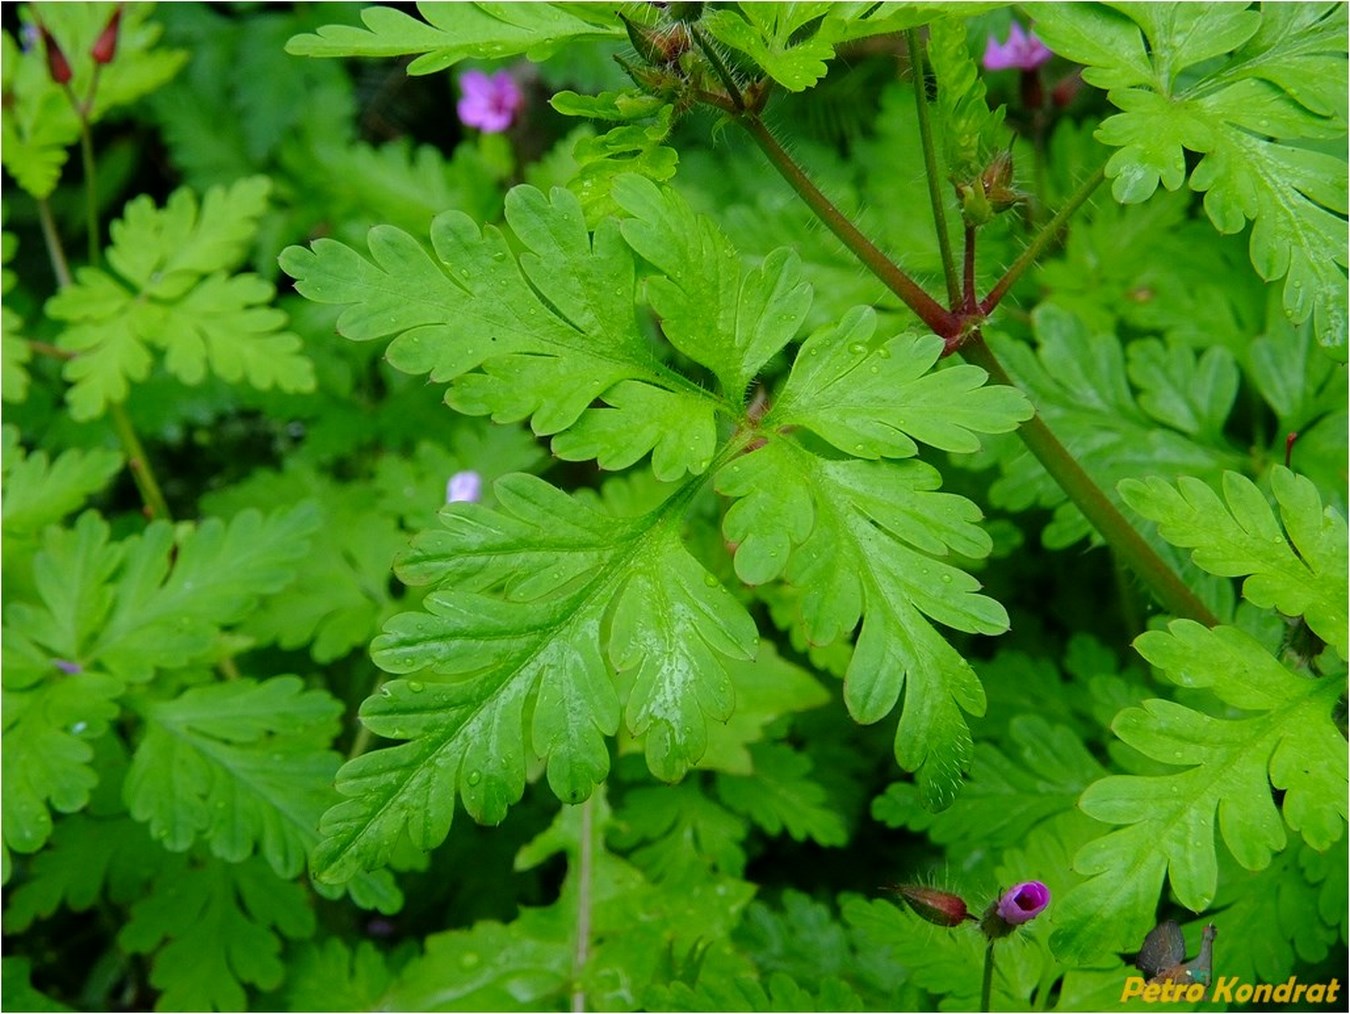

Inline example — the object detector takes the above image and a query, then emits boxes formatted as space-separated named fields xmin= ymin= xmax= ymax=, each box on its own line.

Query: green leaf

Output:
xmin=1120 ymin=466 xmax=1348 ymax=658
xmin=1 ymin=957 xmax=74 ymax=1012
xmin=285 ymin=3 xmax=623 ymax=74
xmin=278 ymin=939 xmax=393 ymax=1013
xmin=46 ymin=178 xmax=315 ymax=419
xmin=7 ymin=505 xmax=319 ymax=686
xmin=552 ymin=380 xmax=717 ymax=481
xmin=1 ymin=670 xmax=122 ymax=856
xmin=610 ymin=782 xmax=749 ymax=881
xmin=569 ymin=114 xmax=680 ymax=227
xmin=1035 ymin=2 xmax=1349 ymax=351
xmin=703 ymin=4 xmax=849 ymax=92
xmin=697 ymin=643 xmax=830 ymax=775
xmin=718 ymin=441 xmax=1005 ymax=809
xmin=1 ymin=234 xmax=30 ymax=404
xmin=982 ymin=304 xmax=1246 ymax=549
xmin=3 ymin=814 xmax=158 ymax=932
xmin=313 ymin=474 xmax=756 ymax=880
xmin=1127 ymin=339 xmax=1240 ymax=443
xmin=1 ymin=428 xmax=123 ymax=540
xmin=201 ymin=464 xmax=412 ymax=664
xmin=551 ymin=89 xmax=668 ymax=122
xmin=873 ymin=715 xmax=1107 ymax=850
xmin=655 ymin=969 xmax=866 ymax=1012
xmin=119 ymin=854 xmax=315 ymax=1012
xmin=123 ymin=677 xmax=342 ymax=876
xmin=716 ymin=742 xmax=848 ymax=846
xmin=615 ymin=174 xmax=812 ymax=398
xmin=1052 ymin=620 xmax=1346 ymax=962
xmin=282 ymin=183 xmax=726 ymax=478
xmin=771 ymin=307 xmax=1032 ymax=458
xmin=611 ymin=528 xmax=760 ymax=781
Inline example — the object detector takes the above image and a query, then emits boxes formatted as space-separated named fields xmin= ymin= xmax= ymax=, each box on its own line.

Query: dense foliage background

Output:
xmin=2 ymin=3 xmax=1346 ymax=1011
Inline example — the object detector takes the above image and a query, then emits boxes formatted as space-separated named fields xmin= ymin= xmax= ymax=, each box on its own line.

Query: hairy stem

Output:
xmin=980 ymin=162 xmax=1106 ymax=315
xmin=960 ymin=334 xmax=1220 ymax=626
xmin=962 ymin=224 xmax=978 ymax=315
xmin=571 ymin=794 xmax=595 ymax=1013
xmin=691 ymin=24 xmax=745 ymax=110
xmin=905 ymin=28 xmax=960 ymax=307
xmin=740 ymin=116 xmax=957 ymax=337
xmin=742 ymin=103 xmax=1214 ymax=626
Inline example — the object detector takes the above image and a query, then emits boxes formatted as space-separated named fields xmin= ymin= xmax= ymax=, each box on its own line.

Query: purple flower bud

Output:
xmin=446 ymin=470 xmax=483 ymax=504
xmin=887 ymin=884 xmax=972 ymax=927
xmin=456 ymin=70 xmax=523 ymax=133
xmin=53 ymin=658 xmax=83 ymax=675
xmin=982 ymin=22 xmax=1052 ymax=72
xmin=996 ymin=881 xmax=1051 ymax=924
xmin=20 ymin=23 xmax=41 ymax=53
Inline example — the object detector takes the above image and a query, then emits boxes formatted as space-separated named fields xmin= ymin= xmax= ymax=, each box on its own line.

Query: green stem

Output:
xmin=108 ymin=403 xmax=173 ymax=521
xmin=980 ymin=162 xmax=1106 ymax=315
xmin=960 ymin=334 xmax=1220 ymax=626
xmin=571 ymin=794 xmax=595 ymax=1013
xmin=741 ymin=115 xmax=956 ymax=337
xmin=61 ymin=79 xmax=102 ymax=267
xmin=38 ymin=195 xmax=173 ymax=523
xmin=905 ymin=28 xmax=960 ymax=307
xmin=36 ymin=199 xmax=73 ymax=288
xmin=78 ymin=122 xmax=99 ymax=266
xmin=981 ymin=939 xmax=996 ymax=1013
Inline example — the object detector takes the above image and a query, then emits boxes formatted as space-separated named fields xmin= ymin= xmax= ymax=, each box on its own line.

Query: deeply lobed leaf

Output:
xmin=1053 ymin=620 xmax=1346 ymax=962
xmin=313 ymin=474 xmax=756 ymax=881
xmin=1035 ymin=2 xmax=1349 ymax=351
xmin=1120 ymin=466 xmax=1348 ymax=658
xmin=46 ymin=178 xmax=315 ymax=419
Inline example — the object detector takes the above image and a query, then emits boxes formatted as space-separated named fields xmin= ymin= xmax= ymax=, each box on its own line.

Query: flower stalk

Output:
xmin=905 ymin=28 xmax=960 ymax=308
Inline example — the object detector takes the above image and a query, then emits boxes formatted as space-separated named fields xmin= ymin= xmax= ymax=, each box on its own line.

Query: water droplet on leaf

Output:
xmin=408 ymin=681 xmax=424 ymax=693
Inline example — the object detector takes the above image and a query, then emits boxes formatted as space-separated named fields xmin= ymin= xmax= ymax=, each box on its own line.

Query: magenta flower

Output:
xmin=456 ymin=70 xmax=523 ymax=133
xmin=996 ymin=881 xmax=1051 ymax=925
xmin=982 ymin=22 xmax=1052 ymax=71
xmin=446 ymin=470 xmax=483 ymax=504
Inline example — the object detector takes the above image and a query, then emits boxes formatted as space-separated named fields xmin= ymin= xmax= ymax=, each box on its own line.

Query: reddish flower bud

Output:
xmin=39 ymin=24 xmax=73 ymax=85
xmin=619 ymin=13 xmax=690 ymax=67
xmin=91 ymin=5 xmax=123 ymax=65
xmin=887 ymin=884 xmax=972 ymax=928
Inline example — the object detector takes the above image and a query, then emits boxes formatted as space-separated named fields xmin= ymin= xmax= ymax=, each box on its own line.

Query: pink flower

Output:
xmin=456 ymin=70 xmax=523 ymax=133
xmin=982 ymin=22 xmax=1052 ymax=72
xmin=446 ymin=470 xmax=482 ymax=504
xmin=980 ymin=880 xmax=1051 ymax=939
xmin=995 ymin=881 xmax=1051 ymax=925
